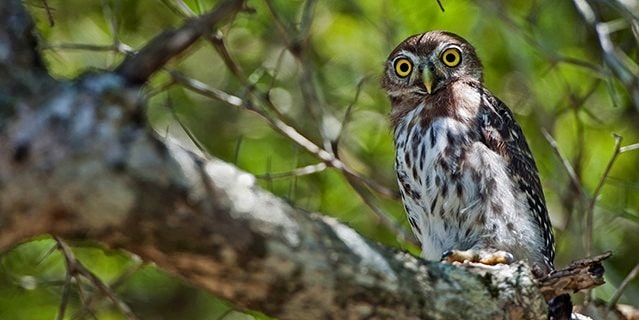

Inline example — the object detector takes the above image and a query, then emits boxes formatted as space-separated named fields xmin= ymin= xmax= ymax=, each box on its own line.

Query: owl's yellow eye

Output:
xmin=394 ymin=58 xmax=413 ymax=78
xmin=441 ymin=47 xmax=462 ymax=67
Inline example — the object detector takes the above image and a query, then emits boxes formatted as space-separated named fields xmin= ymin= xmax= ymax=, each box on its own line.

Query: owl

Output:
xmin=381 ymin=31 xmax=556 ymax=276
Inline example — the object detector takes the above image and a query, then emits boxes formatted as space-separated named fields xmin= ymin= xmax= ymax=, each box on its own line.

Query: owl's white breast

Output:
xmin=393 ymin=101 xmax=541 ymax=262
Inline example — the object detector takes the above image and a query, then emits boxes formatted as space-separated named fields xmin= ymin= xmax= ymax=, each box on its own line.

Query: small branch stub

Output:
xmin=538 ymin=251 xmax=612 ymax=301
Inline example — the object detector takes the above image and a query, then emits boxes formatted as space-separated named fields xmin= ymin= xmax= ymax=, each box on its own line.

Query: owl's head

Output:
xmin=381 ymin=31 xmax=483 ymax=98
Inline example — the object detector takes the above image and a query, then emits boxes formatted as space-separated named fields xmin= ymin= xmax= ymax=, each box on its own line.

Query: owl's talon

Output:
xmin=441 ymin=248 xmax=514 ymax=265
xmin=441 ymin=249 xmax=479 ymax=263
xmin=480 ymin=250 xmax=515 ymax=265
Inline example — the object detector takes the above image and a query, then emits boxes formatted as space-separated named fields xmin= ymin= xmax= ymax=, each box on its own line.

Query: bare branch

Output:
xmin=115 ymin=0 xmax=245 ymax=85
xmin=477 ymin=1 xmax=605 ymax=75
xmin=72 ymin=256 xmax=144 ymax=320
xmin=585 ymin=134 xmax=622 ymax=256
xmin=39 ymin=0 xmax=55 ymax=26
xmin=607 ymin=260 xmax=639 ymax=311
xmin=620 ymin=143 xmax=639 ymax=153
xmin=542 ymin=129 xmax=587 ymax=198
xmin=42 ymin=42 xmax=134 ymax=54
xmin=193 ymin=18 xmax=402 ymax=239
xmin=343 ymin=172 xmax=418 ymax=246
xmin=255 ymin=162 xmax=327 ymax=180
xmin=55 ymin=237 xmax=138 ymax=320
xmin=334 ymin=76 xmax=368 ymax=153
xmin=169 ymin=71 xmax=406 ymax=236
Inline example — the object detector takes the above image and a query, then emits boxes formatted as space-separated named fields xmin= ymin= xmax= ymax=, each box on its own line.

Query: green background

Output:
xmin=2 ymin=0 xmax=637 ymax=318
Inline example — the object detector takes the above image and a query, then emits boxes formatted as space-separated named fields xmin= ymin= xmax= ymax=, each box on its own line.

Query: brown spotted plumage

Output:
xmin=382 ymin=31 xmax=556 ymax=276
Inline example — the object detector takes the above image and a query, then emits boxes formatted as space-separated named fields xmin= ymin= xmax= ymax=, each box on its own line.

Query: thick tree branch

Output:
xmin=0 ymin=66 xmax=549 ymax=317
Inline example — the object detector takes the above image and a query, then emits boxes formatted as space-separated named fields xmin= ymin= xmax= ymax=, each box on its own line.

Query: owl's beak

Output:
xmin=422 ymin=69 xmax=433 ymax=94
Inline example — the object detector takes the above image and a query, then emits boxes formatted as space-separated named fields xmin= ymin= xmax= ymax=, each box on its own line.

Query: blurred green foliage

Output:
xmin=5 ymin=0 xmax=637 ymax=318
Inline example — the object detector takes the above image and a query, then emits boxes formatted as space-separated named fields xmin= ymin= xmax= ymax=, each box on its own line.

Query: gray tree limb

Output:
xmin=0 ymin=1 xmax=560 ymax=319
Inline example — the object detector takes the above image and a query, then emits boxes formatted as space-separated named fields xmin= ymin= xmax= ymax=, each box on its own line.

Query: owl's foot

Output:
xmin=441 ymin=248 xmax=515 ymax=265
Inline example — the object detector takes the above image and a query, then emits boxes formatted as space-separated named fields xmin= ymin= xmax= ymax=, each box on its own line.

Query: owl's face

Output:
xmin=382 ymin=31 xmax=483 ymax=99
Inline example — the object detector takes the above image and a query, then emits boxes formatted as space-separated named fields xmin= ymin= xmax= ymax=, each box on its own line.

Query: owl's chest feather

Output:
xmin=393 ymin=102 xmax=535 ymax=261
xmin=394 ymin=107 xmax=478 ymax=247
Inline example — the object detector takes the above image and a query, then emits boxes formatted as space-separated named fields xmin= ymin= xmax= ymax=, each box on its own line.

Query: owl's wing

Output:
xmin=476 ymin=87 xmax=555 ymax=266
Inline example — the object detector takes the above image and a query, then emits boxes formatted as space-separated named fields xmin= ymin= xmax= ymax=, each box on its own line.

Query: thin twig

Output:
xmin=159 ymin=0 xmax=190 ymax=18
xmin=265 ymin=156 xmax=273 ymax=192
xmin=206 ymin=30 xmax=246 ymax=87
xmin=36 ymin=242 xmax=58 ymax=265
xmin=579 ymin=133 xmax=623 ymax=303
xmin=542 ymin=129 xmax=586 ymax=197
xmin=72 ymin=277 xmax=94 ymax=320
xmin=154 ymin=4 xmax=402 ymax=239
xmin=40 ymin=0 xmax=55 ymax=26
xmin=165 ymin=94 xmax=207 ymax=153
xmin=172 ymin=72 xmax=339 ymax=164
xmin=267 ymin=48 xmax=288 ymax=90
xmin=572 ymin=80 xmax=604 ymax=124
xmin=620 ymin=143 xmax=639 ymax=153
xmin=72 ymin=256 xmax=144 ymax=320
xmin=171 ymin=71 xmax=396 ymax=197
xmin=56 ymin=258 xmax=73 ymax=320
xmin=343 ymin=173 xmax=418 ymax=246
xmin=102 ymin=0 xmax=126 ymax=68
xmin=42 ymin=42 xmax=134 ymax=54
xmin=294 ymin=0 xmax=331 ymax=152
xmin=480 ymin=1 xmax=604 ymax=75
xmin=605 ymin=176 xmax=639 ymax=190
xmin=200 ymin=28 xmax=401 ymax=239
xmin=169 ymin=72 xmax=404 ymax=235
xmin=175 ymin=34 xmax=398 ymax=201
xmin=256 ymin=162 xmax=327 ymax=180
xmin=102 ymin=0 xmax=118 ymax=44
xmin=54 ymin=236 xmax=139 ymax=320
xmin=298 ymin=0 xmax=316 ymax=39
xmin=585 ymin=134 xmax=622 ymax=256
xmin=264 ymin=0 xmax=328 ymax=150
xmin=198 ymin=22 xmax=398 ymax=201
xmin=174 ymin=0 xmax=197 ymax=16
xmin=204 ymin=31 xmax=297 ymax=135
xmin=334 ymin=76 xmax=368 ymax=152
xmin=169 ymin=70 xmax=245 ymax=108
xmin=607 ymin=260 xmax=639 ymax=310
xmin=145 ymin=78 xmax=176 ymax=97
xmin=232 ymin=136 xmax=243 ymax=164
xmin=263 ymin=0 xmax=293 ymax=44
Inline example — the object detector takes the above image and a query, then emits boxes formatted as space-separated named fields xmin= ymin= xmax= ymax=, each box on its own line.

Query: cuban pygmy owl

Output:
xmin=382 ymin=31 xmax=556 ymax=276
